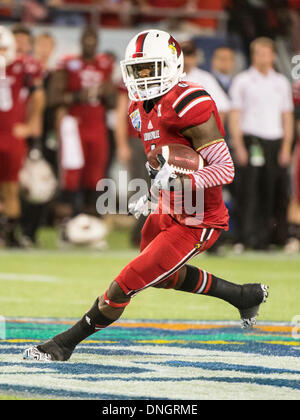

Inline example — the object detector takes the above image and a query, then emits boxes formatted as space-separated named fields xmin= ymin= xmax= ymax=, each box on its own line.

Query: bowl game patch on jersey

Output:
xmin=129 ymin=109 xmax=142 ymax=132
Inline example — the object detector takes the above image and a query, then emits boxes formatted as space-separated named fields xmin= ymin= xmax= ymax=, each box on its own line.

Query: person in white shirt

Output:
xmin=229 ymin=37 xmax=294 ymax=250
xmin=180 ymin=40 xmax=231 ymax=124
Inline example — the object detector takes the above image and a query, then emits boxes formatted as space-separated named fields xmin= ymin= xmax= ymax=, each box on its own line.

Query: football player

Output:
xmin=0 ymin=26 xmax=45 ymax=247
xmin=48 ymin=25 xmax=115 ymax=220
xmin=24 ymin=30 xmax=268 ymax=361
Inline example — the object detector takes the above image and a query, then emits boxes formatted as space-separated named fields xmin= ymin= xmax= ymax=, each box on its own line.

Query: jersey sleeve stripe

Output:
xmin=174 ymin=90 xmax=211 ymax=115
xmin=172 ymin=87 xmax=205 ymax=108
xmin=177 ymin=96 xmax=211 ymax=118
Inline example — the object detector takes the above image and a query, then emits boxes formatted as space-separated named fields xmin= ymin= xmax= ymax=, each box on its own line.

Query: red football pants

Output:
xmin=115 ymin=213 xmax=221 ymax=297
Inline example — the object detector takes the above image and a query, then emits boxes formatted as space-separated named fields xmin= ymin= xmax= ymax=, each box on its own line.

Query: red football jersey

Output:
xmin=57 ymin=54 xmax=113 ymax=142
xmin=128 ymin=81 xmax=229 ymax=229
xmin=0 ymin=56 xmax=41 ymax=137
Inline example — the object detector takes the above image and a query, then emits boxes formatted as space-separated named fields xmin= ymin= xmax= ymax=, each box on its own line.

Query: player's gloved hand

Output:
xmin=145 ymin=161 xmax=159 ymax=179
xmin=128 ymin=194 xmax=151 ymax=219
xmin=153 ymin=154 xmax=177 ymax=190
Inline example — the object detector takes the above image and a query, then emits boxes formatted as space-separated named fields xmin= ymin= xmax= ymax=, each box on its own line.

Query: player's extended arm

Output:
xmin=26 ymin=86 xmax=46 ymax=137
xmin=13 ymin=79 xmax=45 ymax=139
xmin=182 ymin=113 xmax=235 ymax=188
xmin=100 ymin=79 xmax=117 ymax=109
xmin=47 ymin=69 xmax=96 ymax=107
xmin=47 ymin=69 xmax=74 ymax=108
xmin=279 ymin=111 xmax=294 ymax=167
xmin=47 ymin=69 xmax=67 ymax=107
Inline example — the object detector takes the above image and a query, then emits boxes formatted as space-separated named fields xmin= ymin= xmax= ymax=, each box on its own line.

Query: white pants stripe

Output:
xmin=129 ymin=247 xmax=199 ymax=297
xmin=128 ymin=227 xmax=215 ymax=298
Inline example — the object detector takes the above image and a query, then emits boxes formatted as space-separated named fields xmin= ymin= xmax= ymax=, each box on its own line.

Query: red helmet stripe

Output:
xmin=133 ymin=32 xmax=148 ymax=58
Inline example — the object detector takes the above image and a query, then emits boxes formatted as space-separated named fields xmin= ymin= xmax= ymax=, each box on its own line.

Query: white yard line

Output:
xmin=0 ymin=249 xmax=139 ymax=260
xmin=0 ymin=273 xmax=60 ymax=283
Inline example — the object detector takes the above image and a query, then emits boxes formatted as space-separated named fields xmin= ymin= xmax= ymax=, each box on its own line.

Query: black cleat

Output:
xmin=237 ymin=284 xmax=269 ymax=329
xmin=23 ymin=339 xmax=74 ymax=361
xmin=23 ymin=346 xmax=53 ymax=361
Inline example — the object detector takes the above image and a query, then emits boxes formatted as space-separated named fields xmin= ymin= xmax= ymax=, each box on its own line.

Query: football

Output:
xmin=147 ymin=144 xmax=204 ymax=175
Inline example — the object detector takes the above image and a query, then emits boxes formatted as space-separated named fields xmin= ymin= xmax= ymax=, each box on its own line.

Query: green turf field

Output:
xmin=0 ymin=226 xmax=299 ymax=322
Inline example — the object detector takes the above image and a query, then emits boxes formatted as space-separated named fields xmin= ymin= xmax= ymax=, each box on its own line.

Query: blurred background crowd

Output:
xmin=0 ymin=0 xmax=300 ymax=253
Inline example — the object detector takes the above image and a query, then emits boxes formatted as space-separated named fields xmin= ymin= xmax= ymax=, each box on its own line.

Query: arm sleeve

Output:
xmin=188 ymin=140 xmax=235 ymax=189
